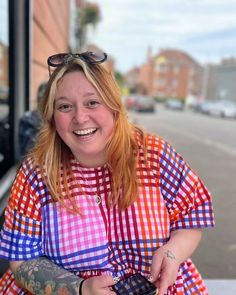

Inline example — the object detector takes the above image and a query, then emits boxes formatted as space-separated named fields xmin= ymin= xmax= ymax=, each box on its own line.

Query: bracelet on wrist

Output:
xmin=79 ymin=279 xmax=85 ymax=295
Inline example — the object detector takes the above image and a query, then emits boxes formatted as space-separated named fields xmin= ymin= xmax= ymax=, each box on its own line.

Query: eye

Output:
xmin=57 ymin=103 xmax=73 ymax=112
xmin=86 ymin=99 xmax=100 ymax=109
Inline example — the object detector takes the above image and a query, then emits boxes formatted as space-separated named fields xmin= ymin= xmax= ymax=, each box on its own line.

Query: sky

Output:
xmin=0 ymin=0 xmax=8 ymax=44
xmin=88 ymin=0 xmax=236 ymax=73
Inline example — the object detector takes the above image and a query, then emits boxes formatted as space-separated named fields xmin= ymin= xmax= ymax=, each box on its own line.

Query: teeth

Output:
xmin=74 ymin=128 xmax=97 ymax=136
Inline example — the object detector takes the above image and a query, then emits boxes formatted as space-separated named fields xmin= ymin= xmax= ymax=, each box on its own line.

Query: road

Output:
xmin=128 ymin=104 xmax=236 ymax=279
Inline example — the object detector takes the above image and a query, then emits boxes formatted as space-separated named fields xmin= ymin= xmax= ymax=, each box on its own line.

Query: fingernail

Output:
xmin=147 ymin=275 xmax=154 ymax=282
xmin=155 ymin=290 xmax=159 ymax=295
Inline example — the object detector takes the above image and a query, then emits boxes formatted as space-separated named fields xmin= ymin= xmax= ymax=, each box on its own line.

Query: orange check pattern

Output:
xmin=0 ymin=134 xmax=214 ymax=294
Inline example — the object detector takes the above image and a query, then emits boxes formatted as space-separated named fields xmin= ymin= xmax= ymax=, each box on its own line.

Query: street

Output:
xmin=128 ymin=104 xmax=236 ymax=279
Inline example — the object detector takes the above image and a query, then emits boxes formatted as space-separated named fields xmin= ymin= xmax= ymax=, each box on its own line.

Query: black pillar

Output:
xmin=8 ymin=0 xmax=31 ymax=163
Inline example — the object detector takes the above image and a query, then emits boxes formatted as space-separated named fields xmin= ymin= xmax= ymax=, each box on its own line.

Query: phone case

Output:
xmin=112 ymin=273 xmax=157 ymax=295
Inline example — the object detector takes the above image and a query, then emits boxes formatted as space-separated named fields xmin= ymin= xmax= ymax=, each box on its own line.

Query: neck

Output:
xmin=74 ymin=155 xmax=107 ymax=168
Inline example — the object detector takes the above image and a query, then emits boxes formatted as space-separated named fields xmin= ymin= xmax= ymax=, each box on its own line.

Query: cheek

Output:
xmin=105 ymin=113 xmax=115 ymax=135
xmin=54 ymin=113 xmax=70 ymax=132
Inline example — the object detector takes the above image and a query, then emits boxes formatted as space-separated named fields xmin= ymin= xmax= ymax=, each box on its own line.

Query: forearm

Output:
xmin=165 ymin=228 xmax=202 ymax=263
xmin=10 ymin=257 xmax=83 ymax=295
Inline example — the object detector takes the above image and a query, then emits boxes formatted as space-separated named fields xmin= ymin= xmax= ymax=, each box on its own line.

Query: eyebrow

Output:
xmin=55 ymin=92 xmax=99 ymax=100
xmin=55 ymin=96 xmax=68 ymax=102
xmin=83 ymin=92 xmax=99 ymax=98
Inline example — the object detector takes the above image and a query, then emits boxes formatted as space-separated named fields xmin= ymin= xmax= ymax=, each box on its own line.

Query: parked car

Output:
xmin=165 ymin=98 xmax=184 ymax=110
xmin=133 ymin=95 xmax=155 ymax=113
xmin=125 ymin=95 xmax=138 ymax=110
xmin=207 ymin=100 xmax=236 ymax=118
xmin=193 ymin=101 xmax=216 ymax=114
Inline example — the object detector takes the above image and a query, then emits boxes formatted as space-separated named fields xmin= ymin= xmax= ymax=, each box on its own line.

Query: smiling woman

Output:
xmin=0 ymin=52 xmax=214 ymax=295
xmin=54 ymin=70 xmax=115 ymax=167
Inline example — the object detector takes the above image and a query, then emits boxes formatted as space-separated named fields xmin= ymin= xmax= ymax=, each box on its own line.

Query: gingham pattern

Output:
xmin=112 ymin=273 xmax=157 ymax=294
xmin=0 ymin=134 xmax=214 ymax=294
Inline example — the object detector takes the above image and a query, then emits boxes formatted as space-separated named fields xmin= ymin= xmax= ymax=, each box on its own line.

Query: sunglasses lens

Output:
xmin=48 ymin=54 xmax=68 ymax=67
xmin=81 ymin=52 xmax=107 ymax=64
xmin=47 ymin=52 xmax=107 ymax=72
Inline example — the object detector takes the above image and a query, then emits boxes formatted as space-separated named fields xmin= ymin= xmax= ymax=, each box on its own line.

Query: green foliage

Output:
xmin=115 ymin=71 xmax=125 ymax=87
xmin=75 ymin=2 xmax=101 ymax=50
xmin=80 ymin=2 xmax=100 ymax=27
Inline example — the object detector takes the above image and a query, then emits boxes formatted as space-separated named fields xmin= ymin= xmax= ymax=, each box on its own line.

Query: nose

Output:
xmin=73 ymin=106 xmax=89 ymax=124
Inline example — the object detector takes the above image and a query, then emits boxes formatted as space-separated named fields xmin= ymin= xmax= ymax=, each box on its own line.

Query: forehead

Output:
xmin=58 ymin=70 xmax=86 ymax=85
xmin=56 ymin=71 xmax=96 ymax=92
xmin=54 ymin=71 xmax=102 ymax=103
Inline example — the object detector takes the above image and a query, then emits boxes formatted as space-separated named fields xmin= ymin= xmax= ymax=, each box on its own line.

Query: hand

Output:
xmin=81 ymin=275 xmax=116 ymax=295
xmin=150 ymin=246 xmax=180 ymax=295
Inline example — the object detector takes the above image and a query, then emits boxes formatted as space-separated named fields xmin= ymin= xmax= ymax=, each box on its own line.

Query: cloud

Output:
xmin=90 ymin=0 xmax=236 ymax=72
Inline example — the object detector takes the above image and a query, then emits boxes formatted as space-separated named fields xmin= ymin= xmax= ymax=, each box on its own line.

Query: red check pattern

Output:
xmin=0 ymin=134 xmax=214 ymax=294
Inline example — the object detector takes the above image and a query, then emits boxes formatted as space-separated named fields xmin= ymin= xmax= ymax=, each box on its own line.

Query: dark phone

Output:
xmin=112 ymin=273 xmax=157 ymax=295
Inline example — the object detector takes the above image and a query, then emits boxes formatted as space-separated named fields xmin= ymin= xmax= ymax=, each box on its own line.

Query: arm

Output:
xmin=150 ymin=228 xmax=202 ymax=295
xmin=10 ymin=257 xmax=116 ymax=295
xmin=10 ymin=257 xmax=83 ymax=294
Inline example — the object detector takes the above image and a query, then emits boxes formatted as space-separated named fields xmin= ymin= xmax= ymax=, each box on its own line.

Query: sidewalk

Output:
xmin=205 ymin=279 xmax=236 ymax=294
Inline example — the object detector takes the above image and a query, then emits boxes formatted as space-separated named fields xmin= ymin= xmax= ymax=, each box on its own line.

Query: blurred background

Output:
xmin=0 ymin=0 xmax=235 ymax=292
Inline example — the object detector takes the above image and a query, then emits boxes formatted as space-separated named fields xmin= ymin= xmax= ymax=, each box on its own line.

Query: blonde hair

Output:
xmin=31 ymin=58 xmax=145 ymax=211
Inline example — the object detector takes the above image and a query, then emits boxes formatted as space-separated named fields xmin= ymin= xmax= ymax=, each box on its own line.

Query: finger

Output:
xmin=150 ymin=254 xmax=163 ymax=282
xmin=157 ymin=273 xmax=170 ymax=295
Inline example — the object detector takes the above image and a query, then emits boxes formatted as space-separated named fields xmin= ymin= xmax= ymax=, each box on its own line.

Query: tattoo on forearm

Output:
xmin=165 ymin=249 xmax=176 ymax=260
xmin=14 ymin=257 xmax=83 ymax=295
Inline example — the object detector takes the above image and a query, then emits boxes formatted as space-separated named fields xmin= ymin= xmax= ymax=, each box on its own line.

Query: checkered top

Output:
xmin=0 ymin=134 xmax=214 ymax=294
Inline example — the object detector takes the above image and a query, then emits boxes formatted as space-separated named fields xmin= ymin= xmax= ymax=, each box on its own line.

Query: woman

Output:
xmin=0 ymin=52 xmax=214 ymax=294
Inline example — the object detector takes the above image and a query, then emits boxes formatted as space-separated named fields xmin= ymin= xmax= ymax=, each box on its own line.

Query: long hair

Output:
xmin=31 ymin=58 xmax=145 ymax=211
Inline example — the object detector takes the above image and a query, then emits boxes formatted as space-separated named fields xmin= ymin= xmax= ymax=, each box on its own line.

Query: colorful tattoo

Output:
xmin=165 ymin=249 xmax=176 ymax=260
xmin=14 ymin=257 xmax=83 ymax=295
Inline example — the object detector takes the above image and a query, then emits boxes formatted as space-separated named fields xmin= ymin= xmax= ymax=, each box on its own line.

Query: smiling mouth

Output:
xmin=73 ymin=128 xmax=97 ymax=137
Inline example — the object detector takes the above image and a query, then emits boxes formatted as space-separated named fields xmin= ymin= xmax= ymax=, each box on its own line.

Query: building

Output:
xmin=31 ymin=0 xmax=74 ymax=107
xmin=126 ymin=48 xmax=202 ymax=101
xmin=202 ymin=58 xmax=236 ymax=102
xmin=125 ymin=67 xmax=141 ymax=92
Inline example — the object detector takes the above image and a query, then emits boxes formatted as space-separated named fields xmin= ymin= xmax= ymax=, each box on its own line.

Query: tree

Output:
xmin=115 ymin=71 xmax=125 ymax=87
xmin=76 ymin=2 xmax=101 ymax=50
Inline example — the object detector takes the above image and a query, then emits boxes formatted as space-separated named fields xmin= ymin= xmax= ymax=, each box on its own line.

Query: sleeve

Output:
xmin=158 ymin=138 xmax=215 ymax=231
xmin=0 ymin=161 xmax=42 ymax=260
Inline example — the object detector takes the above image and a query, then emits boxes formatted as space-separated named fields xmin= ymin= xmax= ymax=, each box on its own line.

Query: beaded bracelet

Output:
xmin=79 ymin=279 xmax=85 ymax=295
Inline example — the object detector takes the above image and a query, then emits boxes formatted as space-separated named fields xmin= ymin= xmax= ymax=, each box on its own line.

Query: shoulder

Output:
xmin=136 ymin=132 xmax=189 ymax=178
xmin=136 ymin=131 xmax=176 ymax=161
xmin=17 ymin=156 xmax=42 ymax=183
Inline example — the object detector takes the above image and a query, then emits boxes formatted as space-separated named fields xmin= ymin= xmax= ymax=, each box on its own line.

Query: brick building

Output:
xmin=0 ymin=1 xmax=75 ymax=106
xmin=31 ymin=0 xmax=74 ymax=107
xmin=126 ymin=48 xmax=202 ymax=101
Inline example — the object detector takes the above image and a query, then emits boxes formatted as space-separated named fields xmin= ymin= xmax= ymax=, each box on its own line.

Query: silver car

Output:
xmin=207 ymin=100 xmax=236 ymax=118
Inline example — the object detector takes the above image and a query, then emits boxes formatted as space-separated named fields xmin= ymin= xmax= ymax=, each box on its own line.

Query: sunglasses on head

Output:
xmin=47 ymin=51 xmax=108 ymax=75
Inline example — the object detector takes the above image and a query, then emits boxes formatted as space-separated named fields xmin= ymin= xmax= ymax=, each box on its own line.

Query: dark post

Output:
xmin=8 ymin=0 xmax=31 ymax=163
